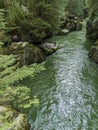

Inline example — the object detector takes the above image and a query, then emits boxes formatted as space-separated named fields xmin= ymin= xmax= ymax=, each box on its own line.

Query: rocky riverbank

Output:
xmin=59 ymin=15 xmax=83 ymax=35
xmin=2 ymin=41 xmax=59 ymax=67
xmin=86 ymin=1 xmax=98 ymax=63
xmin=0 ymin=105 xmax=30 ymax=130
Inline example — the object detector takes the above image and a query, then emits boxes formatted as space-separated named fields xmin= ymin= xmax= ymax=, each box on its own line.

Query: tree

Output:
xmin=65 ymin=0 xmax=85 ymax=17
xmin=0 ymin=0 xmax=63 ymax=43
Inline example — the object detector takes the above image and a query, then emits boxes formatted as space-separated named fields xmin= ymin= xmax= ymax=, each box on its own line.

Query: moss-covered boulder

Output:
xmin=86 ymin=19 xmax=98 ymax=41
xmin=88 ymin=45 xmax=98 ymax=63
xmin=86 ymin=0 xmax=98 ymax=63
xmin=0 ymin=105 xmax=29 ymax=130
xmin=86 ymin=0 xmax=98 ymax=41
xmin=75 ymin=21 xmax=83 ymax=31
xmin=3 ymin=42 xmax=46 ymax=66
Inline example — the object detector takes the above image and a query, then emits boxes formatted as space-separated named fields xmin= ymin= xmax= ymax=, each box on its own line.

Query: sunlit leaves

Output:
xmin=0 ymin=54 xmax=44 ymax=109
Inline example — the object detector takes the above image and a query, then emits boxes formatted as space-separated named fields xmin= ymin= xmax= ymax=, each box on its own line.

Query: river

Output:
xmin=23 ymin=28 xmax=98 ymax=130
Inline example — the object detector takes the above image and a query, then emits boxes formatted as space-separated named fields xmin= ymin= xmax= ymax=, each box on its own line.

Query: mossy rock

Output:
xmin=3 ymin=42 xmax=46 ymax=66
xmin=88 ymin=30 xmax=98 ymax=41
xmin=60 ymin=16 xmax=83 ymax=32
xmin=89 ymin=45 xmax=98 ymax=63
xmin=86 ymin=1 xmax=98 ymax=41
xmin=75 ymin=22 xmax=83 ymax=31
xmin=0 ymin=105 xmax=30 ymax=130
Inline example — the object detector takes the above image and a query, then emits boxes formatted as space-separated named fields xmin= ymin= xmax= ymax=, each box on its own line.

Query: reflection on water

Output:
xmin=22 ymin=30 xmax=98 ymax=130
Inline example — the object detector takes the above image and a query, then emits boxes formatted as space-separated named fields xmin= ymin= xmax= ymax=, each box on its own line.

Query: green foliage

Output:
xmin=65 ymin=0 xmax=85 ymax=17
xmin=0 ymin=0 xmax=87 ymax=43
xmin=0 ymin=54 xmax=45 ymax=109
xmin=0 ymin=0 xmax=63 ymax=43
xmin=3 ymin=0 xmax=85 ymax=42
xmin=0 ymin=55 xmax=16 ymax=69
xmin=0 ymin=9 xmax=5 ymax=29
xmin=88 ymin=0 xmax=98 ymax=19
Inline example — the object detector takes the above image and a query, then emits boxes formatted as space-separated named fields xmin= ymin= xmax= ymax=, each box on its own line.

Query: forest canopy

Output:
xmin=0 ymin=0 xmax=88 ymax=43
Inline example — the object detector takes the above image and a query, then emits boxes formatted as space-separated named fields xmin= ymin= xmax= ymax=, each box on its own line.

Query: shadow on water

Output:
xmin=21 ymin=29 xmax=98 ymax=130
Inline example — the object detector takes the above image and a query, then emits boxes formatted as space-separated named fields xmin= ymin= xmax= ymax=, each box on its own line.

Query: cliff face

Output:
xmin=86 ymin=0 xmax=98 ymax=63
xmin=86 ymin=0 xmax=98 ymax=41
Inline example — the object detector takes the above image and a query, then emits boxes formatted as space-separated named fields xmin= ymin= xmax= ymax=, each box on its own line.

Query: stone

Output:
xmin=39 ymin=43 xmax=59 ymax=55
xmin=75 ymin=22 xmax=83 ymax=31
xmin=0 ymin=105 xmax=30 ymax=130
xmin=11 ymin=35 xmax=20 ymax=42
xmin=60 ymin=15 xmax=83 ymax=32
xmin=59 ymin=29 xmax=70 ymax=35
xmin=66 ymin=22 xmax=76 ymax=31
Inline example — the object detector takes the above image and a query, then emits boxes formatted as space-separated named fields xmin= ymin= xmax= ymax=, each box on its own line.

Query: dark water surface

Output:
xmin=23 ymin=29 xmax=98 ymax=130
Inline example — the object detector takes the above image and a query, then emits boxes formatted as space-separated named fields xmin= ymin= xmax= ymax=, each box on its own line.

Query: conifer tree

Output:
xmin=0 ymin=0 xmax=63 ymax=43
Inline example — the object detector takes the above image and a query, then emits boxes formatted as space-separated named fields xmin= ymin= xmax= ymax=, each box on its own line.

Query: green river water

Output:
xmin=23 ymin=28 xmax=98 ymax=130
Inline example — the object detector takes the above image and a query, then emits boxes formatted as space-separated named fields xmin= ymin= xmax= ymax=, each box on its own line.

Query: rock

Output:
xmin=0 ymin=105 xmax=30 ymax=130
xmin=75 ymin=22 xmax=83 ymax=31
xmin=86 ymin=19 xmax=98 ymax=40
xmin=66 ymin=22 xmax=76 ymax=31
xmin=86 ymin=17 xmax=98 ymax=63
xmin=3 ymin=42 xmax=45 ymax=66
xmin=59 ymin=29 xmax=70 ymax=35
xmin=68 ymin=14 xmax=75 ymax=19
xmin=83 ymin=8 xmax=88 ymax=18
xmin=86 ymin=1 xmax=98 ymax=41
xmin=39 ymin=43 xmax=59 ymax=55
xmin=11 ymin=35 xmax=20 ymax=42
xmin=88 ymin=45 xmax=98 ymax=63
xmin=60 ymin=16 xmax=83 ymax=32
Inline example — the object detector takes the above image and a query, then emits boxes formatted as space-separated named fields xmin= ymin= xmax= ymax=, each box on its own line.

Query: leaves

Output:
xmin=0 ymin=54 xmax=45 ymax=109
xmin=0 ymin=0 xmax=64 ymax=42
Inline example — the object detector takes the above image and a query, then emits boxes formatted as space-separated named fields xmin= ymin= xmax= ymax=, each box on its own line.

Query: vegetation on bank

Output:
xmin=0 ymin=0 xmax=94 ymax=129
xmin=0 ymin=0 xmax=88 ymax=44
xmin=0 ymin=0 xmax=88 ymax=104
xmin=0 ymin=53 xmax=45 ymax=109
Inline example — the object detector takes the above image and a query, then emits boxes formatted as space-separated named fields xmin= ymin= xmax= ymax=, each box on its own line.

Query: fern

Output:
xmin=0 ymin=9 xmax=6 ymax=30
xmin=0 ymin=54 xmax=45 ymax=109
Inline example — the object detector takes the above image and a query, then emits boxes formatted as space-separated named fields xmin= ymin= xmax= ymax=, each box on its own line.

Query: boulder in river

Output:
xmin=59 ymin=29 xmax=70 ymax=35
xmin=0 ymin=105 xmax=30 ymax=130
xmin=39 ymin=43 xmax=59 ymax=55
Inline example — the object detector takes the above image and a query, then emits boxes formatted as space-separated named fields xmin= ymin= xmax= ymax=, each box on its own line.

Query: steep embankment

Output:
xmin=86 ymin=0 xmax=98 ymax=63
